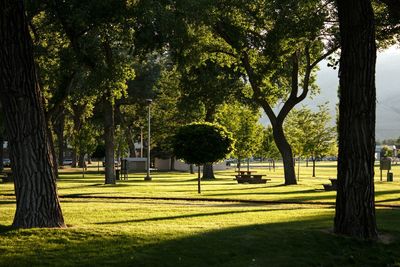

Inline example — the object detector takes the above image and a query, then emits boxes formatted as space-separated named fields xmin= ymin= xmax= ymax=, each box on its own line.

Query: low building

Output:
xmin=154 ymin=157 xmax=231 ymax=172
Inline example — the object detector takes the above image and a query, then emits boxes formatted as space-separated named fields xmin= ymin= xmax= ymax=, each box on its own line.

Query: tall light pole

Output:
xmin=144 ymin=99 xmax=152 ymax=181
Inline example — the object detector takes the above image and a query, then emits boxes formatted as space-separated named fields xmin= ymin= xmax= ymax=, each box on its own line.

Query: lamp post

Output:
xmin=144 ymin=99 xmax=152 ymax=181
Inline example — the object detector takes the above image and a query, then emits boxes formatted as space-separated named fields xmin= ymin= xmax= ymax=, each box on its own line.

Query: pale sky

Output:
xmin=262 ymin=46 xmax=400 ymax=141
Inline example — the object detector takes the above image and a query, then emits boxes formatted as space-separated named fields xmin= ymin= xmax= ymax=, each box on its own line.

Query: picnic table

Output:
xmin=237 ymin=170 xmax=255 ymax=176
xmin=235 ymin=173 xmax=270 ymax=184
xmin=323 ymin=178 xmax=337 ymax=191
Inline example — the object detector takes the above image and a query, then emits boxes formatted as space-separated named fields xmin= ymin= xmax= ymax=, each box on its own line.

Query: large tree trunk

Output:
xmin=197 ymin=165 xmax=201 ymax=194
xmin=272 ymin=125 xmax=297 ymax=185
xmin=189 ymin=163 xmax=194 ymax=174
xmin=0 ymin=0 xmax=65 ymax=228
xmin=312 ymin=158 xmax=316 ymax=177
xmin=72 ymin=150 xmax=78 ymax=167
xmin=203 ymin=114 xmax=216 ymax=179
xmin=54 ymin=113 xmax=65 ymax=167
xmin=47 ymin=124 xmax=59 ymax=178
xmin=0 ymin=136 xmax=3 ymax=171
xmin=334 ymin=0 xmax=378 ymax=239
xmin=202 ymin=163 xmax=215 ymax=180
xmin=71 ymin=104 xmax=83 ymax=168
xmin=78 ymin=154 xmax=85 ymax=168
xmin=104 ymin=96 xmax=115 ymax=184
xmin=170 ymin=157 xmax=175 ymax=171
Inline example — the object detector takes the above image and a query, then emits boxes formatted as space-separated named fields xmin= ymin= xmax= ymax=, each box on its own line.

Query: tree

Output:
xmin=64 ymin=94 xmax=98 ymax=167
xmin=0 ymin=108 xmax=5 ymax=172
xmin=334 ymin=0 xmax=378 ymax=239
xmin=172 ymin=122 xmax=234 ymax=193
xmin=0 ymin=0 xmax=65 ymax=228
xmin=215 ymin=102 xmax=263 ymax=172
xmin=178 ymin=60 xmax=246 ymax=179
xmin=284 ymin=105 xmax=337 ymax=178
xmin=150 ymin=65 xmax=193 ymax=170
xmin=135 ymin=0 xmax=338 ymax=185
xmin=45 ymin=0 xmax=136 ymax=184
xmin=28 ymin=7 xmax=80 ymax=171
xmin=256 ymin=126 xmax=281 ymax=170
xmin=380 ymin=145 xmax=393 ymax=158
xmin=70 ymin=123 xmax=101 ymax=168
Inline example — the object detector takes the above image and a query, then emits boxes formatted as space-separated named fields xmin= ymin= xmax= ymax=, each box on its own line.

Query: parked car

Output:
xmin=62 ymin=159 xmax=73 ymax=165
xmin=2 ymin=158 xmax=10 ymax=167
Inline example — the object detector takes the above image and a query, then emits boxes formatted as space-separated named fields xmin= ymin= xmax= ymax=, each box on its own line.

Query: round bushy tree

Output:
xmin=172 ymin=122 xmax=234 ymax=193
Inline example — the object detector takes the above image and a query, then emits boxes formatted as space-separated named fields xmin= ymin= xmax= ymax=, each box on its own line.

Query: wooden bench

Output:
xmin=323 ymin=178 xmax=337 ymax=191
xmin=0 ymin=172 xmax=13 ymax=183
xmin=236 ymin=174 xmax=270 ymax=184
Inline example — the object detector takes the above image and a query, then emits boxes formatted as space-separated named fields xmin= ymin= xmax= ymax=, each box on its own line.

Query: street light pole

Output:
xmin=144 ymin=99 xmax=152 ymax=181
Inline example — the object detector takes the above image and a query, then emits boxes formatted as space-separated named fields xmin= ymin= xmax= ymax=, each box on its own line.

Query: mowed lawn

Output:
xmin=1 ymin=161 xmax=400 ymax=266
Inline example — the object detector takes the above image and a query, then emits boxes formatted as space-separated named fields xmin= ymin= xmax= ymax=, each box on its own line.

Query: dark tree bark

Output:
xmin=71 ymin=150 xmax=78 ymax=168
xmin=312 ymin=158 xmax=316 ymax=177
xmin=47 ymin=123 xmax=59 ymax=178
xmin=202 ymin=163 xmax=215 ymax=180
xmin=78 ymin=154 xmax=85 ymax=168
xmin=197 ymin=165 xmax=201 ymax=194
xmin=189 ymin=163 xmax=194 ymax=174
xmin=54 ymin=113 xmax=65 ymax=167
xmin=104 ymin=95 xmax=115 ymax=184
xmin=334 ymin=0 xmax=378 ymax=239
xmin=0 ymin=0 xmax=65 ymax=228
xmin=202 ymin=111 xmax=216 ymax=179
xmin=71 ymin=104 xmax=84 ymax=168
xmin=272 ymin=124 xmax=297 ymax=185
xmin=0 ymin=136 xmax=4 ymax=171
xmin=170 ymin=157 xmax=175 ymax=171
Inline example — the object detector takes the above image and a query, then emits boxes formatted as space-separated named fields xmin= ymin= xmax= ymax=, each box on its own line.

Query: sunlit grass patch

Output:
xmin=1 ymin=162 xmax=400 ymax=266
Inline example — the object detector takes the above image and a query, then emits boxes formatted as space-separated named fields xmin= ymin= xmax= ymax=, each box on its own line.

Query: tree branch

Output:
xmin=310 ymin=45 xmax=340 ymax=69
xmin=240 ymin=52 xmax=277 ymax=125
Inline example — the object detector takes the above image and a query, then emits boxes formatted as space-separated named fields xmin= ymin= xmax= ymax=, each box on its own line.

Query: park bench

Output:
xmin=0 ymin=171 xmax=13 ymax=183
xmin=323 ymin=178 xmax=337 ymax=191
xmin=235 ymin=174 xmax=271 ymax=184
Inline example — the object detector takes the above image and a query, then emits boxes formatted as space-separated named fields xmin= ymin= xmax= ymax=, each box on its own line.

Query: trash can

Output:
xmin=387 ymin=172 xmax=393 ymax=182
xmin=116 ymin=169 xmax=120 ymax=181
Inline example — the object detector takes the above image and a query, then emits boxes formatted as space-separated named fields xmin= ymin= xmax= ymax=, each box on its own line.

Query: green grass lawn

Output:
xmin=1 ymin=161 xmax=400 ymax=266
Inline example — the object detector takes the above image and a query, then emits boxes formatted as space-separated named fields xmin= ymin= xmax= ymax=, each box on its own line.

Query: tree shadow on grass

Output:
xmin=2 ymin=210 xmax=400 ymax=266
xmin=0 ymin=225 xmax=15 ymax=234
xmin=60 ymin=192 xmax=122 ymax=198
xmin=172 ymin=186 xmax=267 ymax=193
xmin=94 ymin=208 xmax=309 ymax=225
xmin=0 ymin=200 xmax=16 ymax=205
xmin=375 ymin=190 xmax=400 ymax=197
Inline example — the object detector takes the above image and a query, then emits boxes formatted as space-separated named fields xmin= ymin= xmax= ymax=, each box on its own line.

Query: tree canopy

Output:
xmin=172 ymin=122 xmax=234 ymax=166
